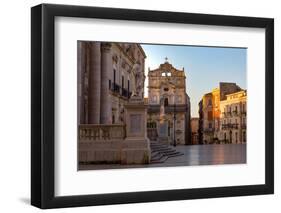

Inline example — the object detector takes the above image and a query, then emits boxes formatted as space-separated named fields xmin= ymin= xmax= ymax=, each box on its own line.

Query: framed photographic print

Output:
xmin=31 ymin=3 xmax=274 ymax=209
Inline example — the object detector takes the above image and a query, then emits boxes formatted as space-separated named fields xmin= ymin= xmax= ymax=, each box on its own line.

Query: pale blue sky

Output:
xmin=141 ymin=44 xmax=247 ymax=118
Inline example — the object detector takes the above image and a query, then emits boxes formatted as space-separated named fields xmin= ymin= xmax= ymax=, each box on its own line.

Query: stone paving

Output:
xmin=79 ymin=143 xmax=246 ymax=170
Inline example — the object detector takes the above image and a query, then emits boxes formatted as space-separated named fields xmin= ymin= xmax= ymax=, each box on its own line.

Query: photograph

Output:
xmin=29 ymin=3 xmax=274 ymax=209
xmin=77 ymin=41 xmax=247 ymax=170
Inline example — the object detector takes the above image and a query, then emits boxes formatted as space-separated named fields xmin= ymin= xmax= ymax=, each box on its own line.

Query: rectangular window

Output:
xmin=243 ymin=131 xmax=246 ymax=142
xmin=177 ymin=95 xmax=182 ymax=103
xmin=113 ymin=69 xmax=116 ymax=84
xmin=208 ymin=111 xmax=213 ymax=120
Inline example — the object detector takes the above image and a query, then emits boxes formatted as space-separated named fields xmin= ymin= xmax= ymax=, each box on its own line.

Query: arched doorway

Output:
xmin=164 ymin=98 xmax=169 ymax=106
xmin=147 ymin=121 xmax=158 ymax=141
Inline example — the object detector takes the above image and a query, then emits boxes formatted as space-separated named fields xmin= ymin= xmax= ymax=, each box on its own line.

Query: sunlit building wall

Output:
xmin=198 ymin=82 xmax=244 ymax=144
xmin=219 ymin=90 xmax=247 ymax=144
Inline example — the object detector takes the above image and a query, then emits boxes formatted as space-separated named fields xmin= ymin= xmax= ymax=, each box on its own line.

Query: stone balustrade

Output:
xmin=79 ymin=124 xmax=126 ymax=141
xmin=147 ymin=104 xmax=188 ymax=113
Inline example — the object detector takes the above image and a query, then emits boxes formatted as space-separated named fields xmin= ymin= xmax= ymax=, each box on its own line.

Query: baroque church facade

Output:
xmin=146 ymin=60 xmax=191 ymax=145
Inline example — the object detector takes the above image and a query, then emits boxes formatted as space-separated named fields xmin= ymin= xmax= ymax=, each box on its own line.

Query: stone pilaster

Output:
xmin=100 ymin=43 xmax=112 ymax=124
xmin=77 ymin=41 xmax=86 ymax=124
xmin=88 ymin=42 xmax=101 ymax=124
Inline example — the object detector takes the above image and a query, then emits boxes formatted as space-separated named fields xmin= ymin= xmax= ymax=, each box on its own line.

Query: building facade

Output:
xmin=78 ymin=41 xmax=146 ymax=125
xmin=147 ymin=60 xmax=191 ymax=145
xmin=77 ymin=41 xmax=148 ymax=164
xmin=200 ymin=92 xmax=214 ymax=143
xmin=190 ymin=118 xmax=199 ymax=145
xmin=219 ymin=90 xmax=247 ymax=144
xmin=198 ymin=82 xmax=244 ymax=144
xmin=198 ymin=100 xmax=204 ymax=144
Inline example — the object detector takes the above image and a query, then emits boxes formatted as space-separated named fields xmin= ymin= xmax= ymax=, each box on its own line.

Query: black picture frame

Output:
xmin=31 ymin=3 xmax=274 ymax=209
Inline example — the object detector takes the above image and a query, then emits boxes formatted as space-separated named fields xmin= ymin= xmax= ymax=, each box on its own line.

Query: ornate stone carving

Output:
xmin=131 ymin=63 xmax=144 ymax=98
xmin=101 ymin=42 xmax=112 ymax=52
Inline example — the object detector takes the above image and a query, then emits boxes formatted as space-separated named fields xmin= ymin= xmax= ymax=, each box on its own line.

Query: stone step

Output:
xmin=151 ymin=146 xmax=169 ymax=149
xmin=151 ymin=148 xmax=171 ymax=153
xmin=164 ymin=152 xmax=184 ymax=157
xmin=149 ymin=141 xmax=184 ymax=164
xmin=155 ymin=150 xmax=177 ymax=155
xmin=151 ymin=144 xmax=169 ymax=148
xmin=150 ymin=156 xmax=169 ymax=164
xmin=150 ymin=143 xmax=169 ymax=147
xmin=151 ymin=155 xmax=168 ymax=163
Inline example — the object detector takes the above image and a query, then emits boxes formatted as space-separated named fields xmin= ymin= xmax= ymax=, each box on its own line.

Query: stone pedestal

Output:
xmin=122 ymin=96 xmax=151 ymax=164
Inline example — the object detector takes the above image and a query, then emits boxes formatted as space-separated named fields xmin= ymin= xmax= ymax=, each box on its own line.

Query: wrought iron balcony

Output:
xmin=222 ymin=111 xmax=232 ymax=117
xmin=232 ymin=110 xmax=239 ymax=116
xmin=121 ymin=88 xmax=130 ymax=98
xmin=222 ymin=123 xmax=239 ymax=130
xmin=109 ymin=82 xmax=131 ymax=99
xmin=110 ymin=82 xmax=120 ymax=93
xmin=203 ymin=128 xmax=214 ymax=133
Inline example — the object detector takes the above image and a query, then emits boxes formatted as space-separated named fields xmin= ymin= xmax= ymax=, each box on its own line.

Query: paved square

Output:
xmin=79 ymin=144 xmax=246 ymax=170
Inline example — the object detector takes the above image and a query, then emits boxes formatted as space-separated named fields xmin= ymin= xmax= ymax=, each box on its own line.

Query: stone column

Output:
xmin=100 ymin=43 xmax=112 ymax=124
xmin=77 ymin=41 xmax=86 ymax=124
xmin=88 ymin=42 xmax=101 ymax=124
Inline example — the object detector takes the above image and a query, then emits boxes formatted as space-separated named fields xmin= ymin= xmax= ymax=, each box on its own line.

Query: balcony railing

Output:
xmin=222 ymin=123 xmax=239 ymax=130
xmin=222 ymin=111 xmax=246 ymax=117
xmin=79 ymin=124 xmax=126 ymax=141
xmin=222 ymin=111 xmax=232 ymax=117
xmin=121 ymin=88 xmax=132 ymax=98
xmin=109 ymin=81 xmax=131 ymax=99
xmin=110 ymin=82 xmax=120 ymax=93
xmin=121 ymin=87 xmax=129 ymax=97
xmin=241 ymin=123 xmax=247 ymax=129
xmin=203 ymin=128 xmax=214 ymax=133
xmin=232 ymin=110 xmax=239 ymax=116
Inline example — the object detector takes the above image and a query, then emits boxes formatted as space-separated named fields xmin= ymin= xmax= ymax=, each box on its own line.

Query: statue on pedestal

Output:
xmin=122 ymin=62 xmax=151 ymax=164
xmin=131 ymin=63 xmax=144 ymax=100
